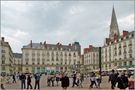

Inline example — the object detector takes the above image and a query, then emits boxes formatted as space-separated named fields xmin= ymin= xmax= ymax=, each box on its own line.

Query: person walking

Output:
xmin=72 ymin=73 xmax=78 ymax=87
xmin=76 ymin=72 xmax=80 ymax=85
xmin=34 ymin=73 xmax=41 ymax=89
xmin=20 ymin=73 xmax=26 ymax=89
xmin=27 ymin=74 xmax=32 ymax=89
xmin=116 ymin=72 xmax=128 ymax=90
xmin=79 ymin=73 xmax=84 ymax=88
xmin=108 ymin=69 xmax=118 ymax=89
xmin=12 ymin=74 xmax=16 ymax=83
xmin=89 ymin=72 xmax=98 ymax=89
xmin=61 ymin=73 xmax=70 ymax=90
xmin=56 ymin=73 xmax=60 ymax=86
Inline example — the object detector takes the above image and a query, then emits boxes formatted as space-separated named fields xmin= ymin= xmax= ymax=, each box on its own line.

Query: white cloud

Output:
xmin=118 ymin=14 xmax=134 ymax=31
xmin=1 ymin=1 xmax=134 ymax=53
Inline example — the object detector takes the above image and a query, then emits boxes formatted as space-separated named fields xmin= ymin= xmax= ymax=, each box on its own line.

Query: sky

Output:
xmin=1 ymin=1 xmax=134 ymax=53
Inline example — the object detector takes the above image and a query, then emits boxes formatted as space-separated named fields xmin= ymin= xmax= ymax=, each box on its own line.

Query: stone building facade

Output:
xmin=0 ymin=37 xmax=14 ymax=75
xmin=102 ymin=7 xmax=135 ymax=71
xmin=22 ymin=41 xmax=81 ymax=73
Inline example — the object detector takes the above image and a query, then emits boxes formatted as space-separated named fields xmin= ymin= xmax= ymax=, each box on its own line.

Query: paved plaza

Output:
xmin=4 ymin=76 xmax=117 ymax=90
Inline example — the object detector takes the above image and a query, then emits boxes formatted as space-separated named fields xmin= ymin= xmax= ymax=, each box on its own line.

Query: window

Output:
xmin=119 ymin=50 xmax=121 ymax=55
xmin=121 ymin=37 xmax=123 ymax=40
xmin=74 ymin=53 xmax=76 ymax=57
xmin=47 ymin=52 xmax=50 ymax=56
xmin=65 ymin=53 xmax=67 ymax=56
xmin=25 ymin=52 xmax=29 ymax=56
xmin=2 ymin=50 xmax=5 ymax=53
xmin=129 ymin=61 xmax=132 ymax=65
xmin=52 ymin=58 xmax=54 ymax=61
xmin=42 ymin=53 xmax=45 ymax=57
xmin=119 ymin=44 xmax=121 ymax=48
xmin=32 ymin=53 xmax=35 ymax=56
xmin=2 ymin=55 xmax=5 ymax=61
xmin=129 ymin=54 xmax=132 ymax=58
xmin=2 ymin=66 xmax=5 ymax=70
xmin=26 ymin=62 xmax=28 ymax=65
xmin=2 ymin=60 xmax=5 ymax=64
xmin=69 ymin=53 xmax=71 ymax=56
xmin=124 ymin=62 xmax=127 ymax=66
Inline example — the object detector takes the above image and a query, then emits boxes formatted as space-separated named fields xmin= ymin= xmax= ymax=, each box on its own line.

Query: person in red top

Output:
xmin=128 ymin=75 xmax=135 ymax=90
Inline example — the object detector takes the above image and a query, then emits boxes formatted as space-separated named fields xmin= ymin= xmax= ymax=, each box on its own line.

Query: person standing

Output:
xmin=72 ymin=73 xmax=78 ymax=87
xmin=128 ymin=75 xmax=135 ymax=90
xmin=27 ymin=74 xmax=32 ymax=89
xmin=108 ymin=69 xmax=117 ymax=89
xmin=47 ymin=74 xmax=51 ymax=86
xmin=20 ymin=73 xmax=26 ymax=89
xmin=0 ymin=75 xmax=5 ymax=90
xmin=61 ymin=73 xmax=70 ymax=90
xmin=51 ymin=74 xmax=55 ymax=87
xmin=34 ymin=73 xmax=41 ymax=89
xmin=121 ymin=72 xmax=128 ymax=89
xmin=76 ymin=72 xmax=80 ymax=85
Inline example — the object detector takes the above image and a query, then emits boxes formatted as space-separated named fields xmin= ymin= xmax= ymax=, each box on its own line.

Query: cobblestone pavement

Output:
xmin=4 ymin=76 xmax=119 ymax=90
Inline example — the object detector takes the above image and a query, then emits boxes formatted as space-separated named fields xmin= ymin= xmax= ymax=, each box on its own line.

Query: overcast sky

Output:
xmin=1 ymin=1 xmax=134 ymax=53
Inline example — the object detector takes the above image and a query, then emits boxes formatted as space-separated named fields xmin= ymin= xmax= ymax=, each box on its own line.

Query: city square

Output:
xmin=0 ymin=1 xmax=135 ymax=90
xmin=4 ymin=76 xmax=112 ymax=90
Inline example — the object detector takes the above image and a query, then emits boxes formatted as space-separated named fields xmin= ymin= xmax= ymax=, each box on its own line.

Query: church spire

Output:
xmin=109 ymin=6 xmax=120 ymax=39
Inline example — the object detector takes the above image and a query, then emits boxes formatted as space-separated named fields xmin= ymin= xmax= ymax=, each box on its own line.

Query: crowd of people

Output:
xmin=0 ymin=70 xmax=134 ymax=90
xmin=108 ymin=69 xmax=134 ymax=90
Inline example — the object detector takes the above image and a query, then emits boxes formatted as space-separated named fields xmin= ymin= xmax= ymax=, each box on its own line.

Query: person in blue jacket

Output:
xmin=34 ymin=73 xmax=41 ymax=89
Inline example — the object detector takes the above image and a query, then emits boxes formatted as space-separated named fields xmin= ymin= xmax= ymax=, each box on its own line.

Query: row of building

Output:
xmin=0 ymin=7 xmax=134 ymax=75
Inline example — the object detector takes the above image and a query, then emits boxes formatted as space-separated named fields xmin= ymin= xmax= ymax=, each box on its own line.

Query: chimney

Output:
xmin=40 ymin=42 xmax=42 ymax=45
xmin=89 ymin=45 xmax=93 ymax=49
xmin=30 ymin=40 xmax=32 ymax=47
xmin=123 ymin=31 xmax=129 ymax=36
xmin=2 ymin=37 xmax=4 ymax=41
xmin=44 ymin=41 xmax=46 ymax=45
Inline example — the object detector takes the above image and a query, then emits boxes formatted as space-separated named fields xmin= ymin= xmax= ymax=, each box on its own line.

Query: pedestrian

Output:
xmin=27 ymin=74 xmax=32 ymax=89
xmin=128 ymin=75 xmax=135 ymax=90
xmin=0 ymin=74 xmax=5 ymax=90
xmin=72 ymin=73 xmax=78 ymax=87
xmin=116 ymin=72 xmax=128 ymax=90
xmin=89 ymin=72 xmax=98 ymax=88
xmin=20 ymin=73 xmax=26 ymax=89
xmin=79 ymin=73 xmax=84 ymax=88
xmin=34 ymin=73 xmax=41 ymax=89
xmin=50 ymin=74 xmax=55 ymax=87
xmin=61 ymin=73 xmax=70 ymax=90
xmin=121 ymin=72 xmax=128 ymax=89
xmin=12 ymin=74 xmax=16 ymax=83
xmin=47 ymin=74 xmax=51 ymax=86
xmin=76 ymin=72 xmax=80 ymax=85
xmin=56 ymin=73 xmax=60 ymax=86
xmin=108 ymin=69 xmax=117 ymax=89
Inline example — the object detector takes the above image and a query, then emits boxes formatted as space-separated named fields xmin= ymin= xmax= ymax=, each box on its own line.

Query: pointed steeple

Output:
xmin=109 ymin=6 xmax=120 ymax=39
